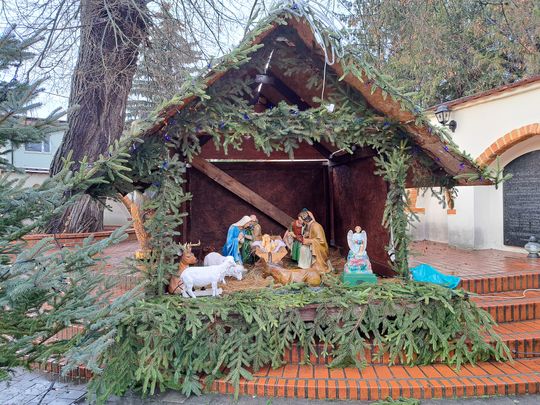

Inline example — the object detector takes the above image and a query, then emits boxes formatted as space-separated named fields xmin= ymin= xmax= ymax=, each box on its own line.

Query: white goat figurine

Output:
xmin=203 ymin=252 xmax=245 ymax=284
xmin=181 ymin=256 xmax=239 ymax=298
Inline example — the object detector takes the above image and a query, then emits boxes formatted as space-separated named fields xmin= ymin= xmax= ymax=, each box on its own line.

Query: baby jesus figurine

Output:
xmin=253 ymin=234 xmax=287 ymax=264
xmin=344 ymin=226 xmax=372 ymax=274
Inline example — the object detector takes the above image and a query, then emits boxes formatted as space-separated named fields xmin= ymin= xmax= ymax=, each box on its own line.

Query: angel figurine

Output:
xmin=344 ymin=226 xmax=372 ymax=274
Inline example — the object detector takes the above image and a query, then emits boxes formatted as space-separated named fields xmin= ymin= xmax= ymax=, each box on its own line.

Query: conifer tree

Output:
xmin=0 ymin=28 xmax=142 ymax=381
xmin=344 ymin=0 xmax=539 ymax=106
xmin=127 ymin=5 xmax=202 ymax=122
xmin=0 ymin=26 xmax=64 ymax=168
xmin=0 ymin=138 xmax=143 ymax=381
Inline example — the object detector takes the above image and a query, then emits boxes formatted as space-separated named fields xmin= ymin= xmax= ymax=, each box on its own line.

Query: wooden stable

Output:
xmin=184 ymin=139 xmax=392 ymax=275
xmin=142 ymin=15 xmax=487 ymax=277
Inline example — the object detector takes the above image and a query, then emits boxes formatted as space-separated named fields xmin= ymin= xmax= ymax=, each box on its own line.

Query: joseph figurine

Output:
xmin=240 ymin=215 xmax=263 ymax=264
xmin=299 ymin=209 xmax=330 ymax=273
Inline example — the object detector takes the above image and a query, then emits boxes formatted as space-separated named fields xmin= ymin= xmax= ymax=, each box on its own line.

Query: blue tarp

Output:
xmin=410 ymin=263 xmax=461 ymax=289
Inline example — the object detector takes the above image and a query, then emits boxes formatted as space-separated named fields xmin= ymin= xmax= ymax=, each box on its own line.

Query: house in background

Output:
xmin=8 ymin=131 xmax=64 ymax=180
xmin=6 ymin=130 xmax=130 ymax=227
xmin=409 ymin=75 xmax=540 ymax=252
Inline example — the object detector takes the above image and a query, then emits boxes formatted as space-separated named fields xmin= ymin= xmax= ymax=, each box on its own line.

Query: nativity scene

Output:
xmin=43 ymin=5 xmax=513 ymax=401
xmin=173 ymin=208 xmax=332 ymax=296
xmin=120 ymin=7 xmax=489 ymax=299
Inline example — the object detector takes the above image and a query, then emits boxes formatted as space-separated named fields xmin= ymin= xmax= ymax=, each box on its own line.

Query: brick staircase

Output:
xmin=40 ymin=240 xmax=540 ymax=400
xmin=208 ymin=266 xmax=540 ymax=400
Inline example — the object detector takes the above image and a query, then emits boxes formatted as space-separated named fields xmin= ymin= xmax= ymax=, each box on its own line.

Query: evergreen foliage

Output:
xmin=0 ymin=26 xmax=64 ymax=168
xmin=88 ymin=279 xmax=511 ymax=402
xmin=343 ymin=0 xmax=540 ymax=106
xmin=0 ymin=135 xmax=145 ymax=381
xmin=127 ymin=5 xmax=202 ymax=122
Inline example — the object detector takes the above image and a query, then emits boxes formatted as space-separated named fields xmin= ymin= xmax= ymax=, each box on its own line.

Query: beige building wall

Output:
xmin=411 ymin=81 xmax=540 ymax=251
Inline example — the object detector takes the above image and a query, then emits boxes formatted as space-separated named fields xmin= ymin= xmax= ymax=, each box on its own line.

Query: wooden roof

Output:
xmin=141 ymin=14 xmax=489 ymax=186
xmin=429 ymin=74 xmax=540 ymax=111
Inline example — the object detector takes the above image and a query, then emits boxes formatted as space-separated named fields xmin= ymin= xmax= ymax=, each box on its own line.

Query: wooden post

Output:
xmin=327 ymin=166 xmax=336 ymax=246
xmin=190 ymin=156 xmax=294 ymax=228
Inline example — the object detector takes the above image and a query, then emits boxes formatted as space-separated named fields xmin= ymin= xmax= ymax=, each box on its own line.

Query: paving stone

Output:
xmin=57 ymin=389 xmax=87 ymax=400
xmin=42 ymin=398 xmax=78 ymax=405
xmin=0 ymin=388 xmax=19 ymax=399
xmin=10 ymin=380 xmax=39 ymax=390
xmin=2 ymin=393 xmax=40 ymax=404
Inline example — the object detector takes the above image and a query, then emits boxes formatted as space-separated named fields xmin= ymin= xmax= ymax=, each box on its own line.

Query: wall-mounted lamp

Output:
xmin=435 ymin=105 xmax=457 ymax=132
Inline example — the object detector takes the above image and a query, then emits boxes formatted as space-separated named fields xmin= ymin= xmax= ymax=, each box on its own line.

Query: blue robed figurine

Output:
xmin=222 ymin=215 xmax=252 ymax=264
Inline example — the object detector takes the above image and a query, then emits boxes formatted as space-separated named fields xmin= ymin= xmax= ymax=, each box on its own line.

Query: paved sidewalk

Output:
xmin=0 ymin=368 xmax=86 ymax=405
xmin=2 ymin=369 xmax=540 ymax=405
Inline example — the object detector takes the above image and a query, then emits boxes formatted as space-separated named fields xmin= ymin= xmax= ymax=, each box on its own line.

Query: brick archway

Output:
xmin=476 ymin=123 xmax=540 ymax=166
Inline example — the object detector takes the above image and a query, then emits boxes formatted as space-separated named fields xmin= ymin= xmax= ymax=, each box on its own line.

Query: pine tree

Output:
xmin=127 ymin=5 xmax=202 ymax=121
xmin=0 ymin=26 xmax=64 ymax=168
xmin=0 ymin=28 xmax=143 ymax=381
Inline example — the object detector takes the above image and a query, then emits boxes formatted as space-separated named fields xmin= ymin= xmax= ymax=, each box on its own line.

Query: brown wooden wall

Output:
xmin=184 ymin=156 xmax=393 ymax=277
xmin=331 ymin=158 xmax=394 ymax=276
xmin=186 ymin=162 xmax=329 ymax=252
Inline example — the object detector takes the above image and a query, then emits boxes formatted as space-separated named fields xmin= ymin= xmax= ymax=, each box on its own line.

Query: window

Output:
xmin=25 ymin=136 xmax=51 ymax=153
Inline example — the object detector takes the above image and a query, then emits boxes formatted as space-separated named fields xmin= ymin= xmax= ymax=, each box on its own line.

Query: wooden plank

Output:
xmin=190 ymin=156 xmax=294 ymax=228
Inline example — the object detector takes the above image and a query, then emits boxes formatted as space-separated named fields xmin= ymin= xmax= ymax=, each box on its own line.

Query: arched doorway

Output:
xmin=503 ymin=150 xmax=540 ymax=246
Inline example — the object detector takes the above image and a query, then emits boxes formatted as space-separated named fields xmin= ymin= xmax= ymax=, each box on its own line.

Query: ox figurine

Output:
xmin=181 ymin=256 xmax=240 ymax=298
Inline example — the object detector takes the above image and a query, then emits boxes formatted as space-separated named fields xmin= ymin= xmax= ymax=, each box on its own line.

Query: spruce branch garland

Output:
xmin=88 ymin=280 xmax=511 ymax=402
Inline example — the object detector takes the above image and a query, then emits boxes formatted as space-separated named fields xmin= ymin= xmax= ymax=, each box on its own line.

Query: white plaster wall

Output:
xmin=413 ymin=190 xmax=448 ymax=243
xmin=440 ymin=83 xmax=540 ymax=156
xmin=411 ymin=82 xmax=540 ymax=251
xmin=448 ymin=187 xmax=474 ymax=249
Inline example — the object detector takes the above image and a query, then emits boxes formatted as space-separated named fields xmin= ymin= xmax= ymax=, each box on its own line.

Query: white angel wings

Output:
xmin=347 ymin=229 xmax=367 ymax=255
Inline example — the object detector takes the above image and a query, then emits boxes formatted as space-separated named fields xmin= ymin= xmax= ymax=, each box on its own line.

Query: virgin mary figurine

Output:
xmin=222 ymin=216 xmax=252 ymax=264
xmin=344 ymin=226 xmax=372 ymax=273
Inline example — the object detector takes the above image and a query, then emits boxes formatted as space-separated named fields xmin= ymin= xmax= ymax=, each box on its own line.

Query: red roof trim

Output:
xmin=429 ymin=74 xmax=540 ymax=110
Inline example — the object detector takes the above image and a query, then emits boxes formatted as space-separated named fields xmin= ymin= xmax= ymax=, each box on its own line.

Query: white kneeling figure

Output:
xmin=181 ymin=256 xmax=238 ymax=298
xmin=203 ymin=252 xmax=245 ymax=284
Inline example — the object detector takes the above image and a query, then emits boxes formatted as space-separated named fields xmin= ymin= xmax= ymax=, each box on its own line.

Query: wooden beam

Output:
xmin=327 ymin=166 xmax=335 ymax=246
xmin=268 ymin=73 xmax=311 ymax=110
xmin=329 ymin=148 xmax=378 ymax=167
xmin=311 ymin=142 xmax=333 ymax=159
xmin=190 ymin=156 xmax=294 ymax=228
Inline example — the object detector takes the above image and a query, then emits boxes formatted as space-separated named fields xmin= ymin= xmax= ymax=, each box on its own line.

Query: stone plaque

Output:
xmin=503 ymin=150 xmax=540 ymax=247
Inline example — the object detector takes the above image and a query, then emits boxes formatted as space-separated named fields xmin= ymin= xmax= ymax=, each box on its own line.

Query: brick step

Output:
xmin=497 ymin=320 xmax=540 ymax=358
xmin=210 ymin=358 xmax=540 ymax=400
xmin=281 ymin=320 xmax=540 ymax=365
xmin=461 ymin=272 xmax=540 ymax=294
xmin=473 ymin=290 xmax=540 ymax=322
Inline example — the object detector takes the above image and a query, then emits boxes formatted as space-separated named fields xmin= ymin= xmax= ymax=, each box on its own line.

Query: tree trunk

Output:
xmin=47 ymin=0 xmax=148 ymax=233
